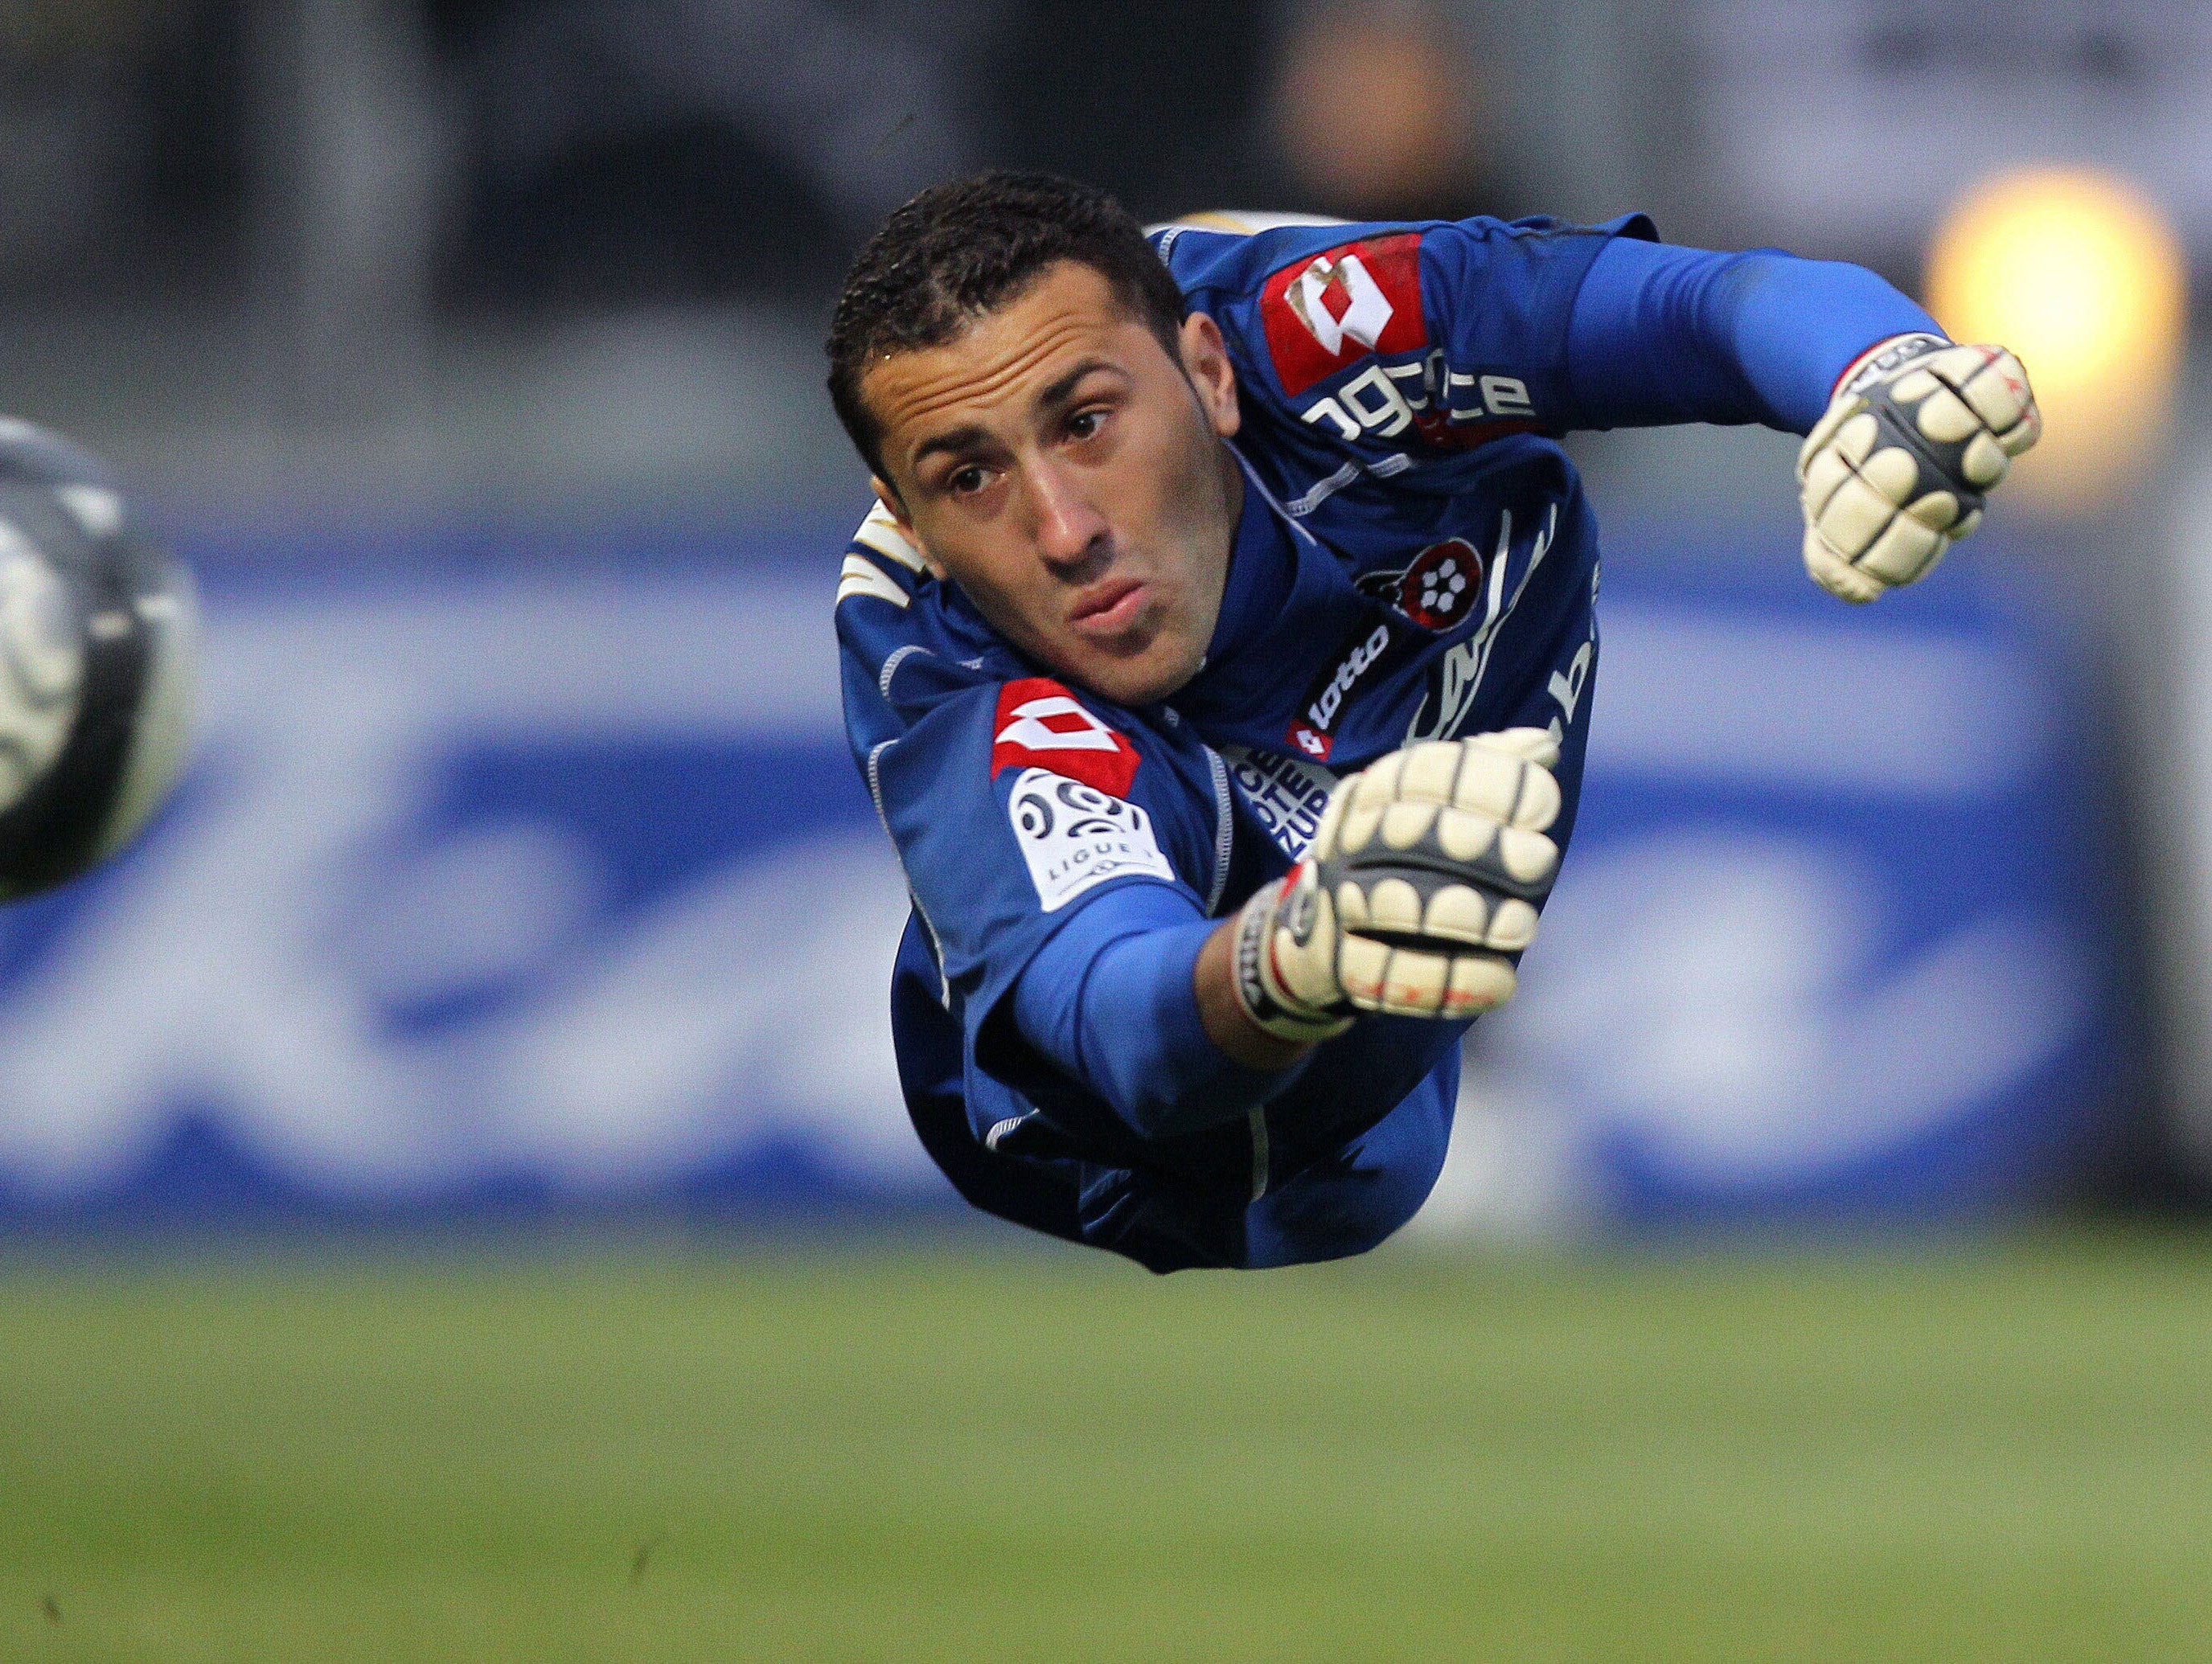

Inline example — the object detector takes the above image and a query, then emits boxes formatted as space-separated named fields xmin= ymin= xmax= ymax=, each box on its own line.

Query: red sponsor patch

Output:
xmin=1260 ymin=233 xmax=1428 ymax=399
xmin=990 ymin=678 xmax=1140 ymax=798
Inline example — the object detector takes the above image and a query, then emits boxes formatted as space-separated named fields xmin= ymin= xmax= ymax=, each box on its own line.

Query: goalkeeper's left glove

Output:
xmin=1797 ymin=334 xmax=2041 ymax=604
xmin=1230 ymin=729 xmax=1562 ymax=1040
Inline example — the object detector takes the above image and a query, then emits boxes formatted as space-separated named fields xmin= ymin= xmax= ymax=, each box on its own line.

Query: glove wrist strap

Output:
xmin=1833 ymin=330 xmax=1948 ymax=399
xmin=1231 ymin=877 xmax=1353 ymax=1044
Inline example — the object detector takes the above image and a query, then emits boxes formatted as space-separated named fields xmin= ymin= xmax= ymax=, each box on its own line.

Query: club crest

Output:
xmin=1356 ymin=538 xmax=1487 ymax=633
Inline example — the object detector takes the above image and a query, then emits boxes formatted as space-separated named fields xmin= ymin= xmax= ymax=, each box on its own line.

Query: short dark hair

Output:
xmin=825 ymin=170 xmax=1189 ymax=482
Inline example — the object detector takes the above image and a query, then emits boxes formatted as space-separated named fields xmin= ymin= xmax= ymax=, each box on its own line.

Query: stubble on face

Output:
xmin=861 ymin=262 xmax=1243 ymax=707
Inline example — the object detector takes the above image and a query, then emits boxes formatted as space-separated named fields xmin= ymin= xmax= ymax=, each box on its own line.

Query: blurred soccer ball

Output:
xmin=0 ymin=420 xmax=195 ymax=899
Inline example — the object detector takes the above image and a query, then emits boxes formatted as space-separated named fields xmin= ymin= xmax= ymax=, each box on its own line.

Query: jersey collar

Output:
xmin=1171 ymin=445 xmax=1316 ymax=718
xmin=1207 ymin=445 xmax=1312 ymax=661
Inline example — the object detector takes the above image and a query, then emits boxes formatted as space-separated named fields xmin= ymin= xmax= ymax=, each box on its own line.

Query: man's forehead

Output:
xmin=865 ymin=264 xmax=1159 ymax=461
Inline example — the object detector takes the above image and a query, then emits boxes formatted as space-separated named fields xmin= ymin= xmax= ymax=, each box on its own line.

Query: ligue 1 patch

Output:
xmin=1004 ymin=767 xmax=1173 ymax=912
xmin=990 ymin=678 xmax=1139 ymax=797
xmin=1260 ymin=233 xmax=1427 ymax=399
xmin=1354 ymin=537 xmax=1488 ymax=633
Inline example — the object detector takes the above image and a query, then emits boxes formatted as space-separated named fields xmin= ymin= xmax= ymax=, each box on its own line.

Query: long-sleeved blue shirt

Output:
xmin=839 ymin=211 xmax=1936 ymax=1268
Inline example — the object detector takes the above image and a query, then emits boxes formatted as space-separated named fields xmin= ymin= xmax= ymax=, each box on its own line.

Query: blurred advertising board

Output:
xmin=0 ymin=529 xmax=2119 ymax=1232
xmin=2150 ymin=447 xmax=2212 ymax=1182
xmin=1431 ymin=548 xmax=2120 ymax=1232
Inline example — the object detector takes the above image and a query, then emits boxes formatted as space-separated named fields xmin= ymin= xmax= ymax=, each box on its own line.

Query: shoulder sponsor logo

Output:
xmin=1418 ymin=371 xmax=1538 ymax=451
xmin=1005 ymin=768 xmax=1173 ymax=912
xmin=990 ymin=677 xmax=1139 ymax=797
xmin=1286 ymin=621 xmax=1393 ymax=761
xmin=1290 ymin=251 xmax=1393 ymax=357
xmin=1261 ymin=233 xmax=1426 ymax=399
xmin=1298 ymin=359 xmax=1542 ymax=454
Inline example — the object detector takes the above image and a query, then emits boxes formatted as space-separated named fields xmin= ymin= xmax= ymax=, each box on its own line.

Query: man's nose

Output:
xmin=1024 ymin=459 xmax=1110 ymax=569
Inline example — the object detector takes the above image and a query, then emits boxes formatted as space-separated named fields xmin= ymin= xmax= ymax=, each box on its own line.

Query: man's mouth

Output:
xmin=1067 ymin=576 xmax=1149 ymax=639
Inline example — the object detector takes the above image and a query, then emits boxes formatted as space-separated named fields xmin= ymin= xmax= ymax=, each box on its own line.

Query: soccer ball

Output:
xmin=0 ymin=420 xmax=195 ymax=900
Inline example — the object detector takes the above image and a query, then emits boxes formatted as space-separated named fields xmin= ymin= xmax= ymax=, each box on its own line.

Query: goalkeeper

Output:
xmin=827 ymin=172 xmax=2038 ymax=1270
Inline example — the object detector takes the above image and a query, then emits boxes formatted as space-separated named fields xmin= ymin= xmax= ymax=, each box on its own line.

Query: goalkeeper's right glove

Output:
xmin=1230 ymin=729 xmax=1562 ymax=1042
xmin=1797 ymin=334 xmax=2040 ymax=604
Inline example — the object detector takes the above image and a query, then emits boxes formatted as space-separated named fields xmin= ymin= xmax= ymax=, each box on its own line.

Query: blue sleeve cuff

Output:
xmin=1011 ymin=883 xmax=1298 ymax=1141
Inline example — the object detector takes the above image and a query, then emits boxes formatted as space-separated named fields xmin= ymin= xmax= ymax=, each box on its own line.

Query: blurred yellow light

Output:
xmin=1926 ymin=167 xmax=2187 ymax=509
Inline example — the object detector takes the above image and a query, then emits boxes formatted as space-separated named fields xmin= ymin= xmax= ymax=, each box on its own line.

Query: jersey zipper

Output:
xmin=1203 ymin=745 xmax=1234 ymax=914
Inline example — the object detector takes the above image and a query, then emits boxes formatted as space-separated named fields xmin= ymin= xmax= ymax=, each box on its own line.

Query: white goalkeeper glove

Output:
xmin=1230 ymin=729 xmax=1562 ymax=1040
xmin=1797 ymin=334 xmax=2041 ymax=604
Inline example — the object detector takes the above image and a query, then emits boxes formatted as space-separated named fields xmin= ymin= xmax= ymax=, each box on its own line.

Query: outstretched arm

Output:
xmin=1562 ymin=236 xmax=1939 ymax=434
xmin=1561 ymin=236 xmax=2040 ymax=602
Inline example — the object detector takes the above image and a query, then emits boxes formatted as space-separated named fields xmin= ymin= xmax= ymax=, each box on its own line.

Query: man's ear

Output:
xmin=1178 ymin=311 xmax=1243 ymax=441
xmin=871 ymin=476 xmax=947 ymax=579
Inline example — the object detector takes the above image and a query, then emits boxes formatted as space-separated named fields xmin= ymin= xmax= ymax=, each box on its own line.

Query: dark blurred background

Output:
xmin=1 ymin=2 xmax=2198 ymax=540
xmin=0 ymin=0 xmax=2058 ymax=510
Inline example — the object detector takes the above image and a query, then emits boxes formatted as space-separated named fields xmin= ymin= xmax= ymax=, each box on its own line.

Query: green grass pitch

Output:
xmin=5 ymin=1232 xmax=2212 ymax=1661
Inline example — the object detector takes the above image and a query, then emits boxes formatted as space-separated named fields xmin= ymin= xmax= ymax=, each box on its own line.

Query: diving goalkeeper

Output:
xmin=827 ymin=172 xmax=2038 ymax=1270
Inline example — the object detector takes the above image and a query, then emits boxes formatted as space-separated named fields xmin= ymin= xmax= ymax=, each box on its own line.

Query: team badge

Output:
xmin=1356 ymin=538 xmax=1488 ymax=633
xmin=990 ymin=678 xmax=1140 ymax=798
xmin=1260 ymin=233 xmax=1426 ymax=398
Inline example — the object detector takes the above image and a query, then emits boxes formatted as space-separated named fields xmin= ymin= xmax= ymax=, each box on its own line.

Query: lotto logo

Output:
xmin=990 ymin=677 xmax=1139 ymax=798
xmin=1285 ymin=621 xmax=1393 ymax=762
xmin=1261 ymin=233 xmax=1426 ymax=398
xmin=1288 ymin=252 xmax=1392 ymax=357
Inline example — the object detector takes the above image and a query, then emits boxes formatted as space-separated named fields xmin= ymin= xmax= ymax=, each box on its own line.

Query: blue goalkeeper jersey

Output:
xmin=834 ymin=211 xmax=1935 ymax=1271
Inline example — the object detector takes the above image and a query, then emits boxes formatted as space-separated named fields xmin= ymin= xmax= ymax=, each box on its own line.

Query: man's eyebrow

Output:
xmin=907 ymin=359 xmax=1127 ymax=470
xmin=909 ymin=423 xmax=992 ymax=469
xmin=1033 ymin=356 xmax=1125 ymax=412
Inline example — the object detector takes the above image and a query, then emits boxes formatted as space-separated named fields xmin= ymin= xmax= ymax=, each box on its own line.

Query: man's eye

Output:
xmin=1068 ymin=408 xmax=1106 ymax=441
xmin=948 ymin=465 xmax=987 ymax=495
